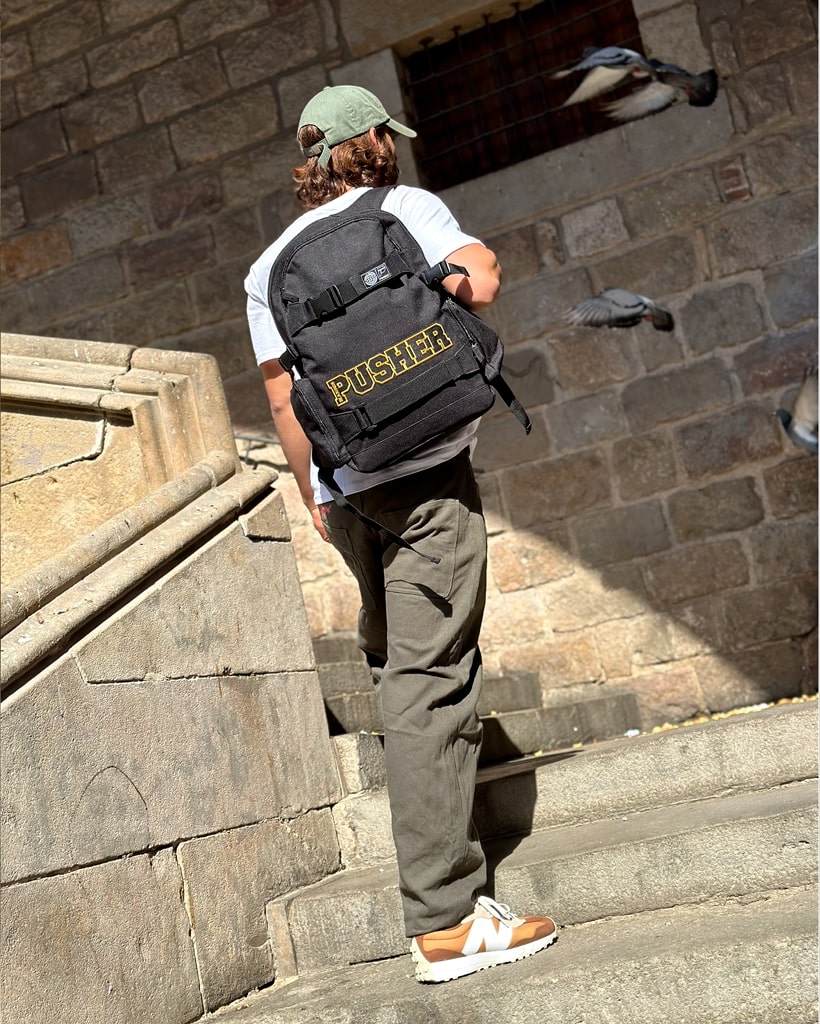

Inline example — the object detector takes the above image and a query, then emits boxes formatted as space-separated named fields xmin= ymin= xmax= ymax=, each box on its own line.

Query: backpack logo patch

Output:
xmin=361 ymin=262 xmax=391 ymax=289
xmin=326 ymin=323 xmax=453 ymax=407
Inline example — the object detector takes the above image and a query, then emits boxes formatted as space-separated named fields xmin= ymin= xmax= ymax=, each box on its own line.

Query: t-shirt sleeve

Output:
xmin=244 ymin=263 xmax=286 ymax=365
xmin=385 ymin=185 xmax=483 ymax=266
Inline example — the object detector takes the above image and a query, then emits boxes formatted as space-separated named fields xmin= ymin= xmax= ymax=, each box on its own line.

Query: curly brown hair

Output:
xmin=293 ymin=124 xmax=400 ymax=210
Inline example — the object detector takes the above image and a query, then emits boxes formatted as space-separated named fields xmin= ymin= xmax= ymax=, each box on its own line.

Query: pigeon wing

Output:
xmin=604 ymin=80 xmax=679 ymax=121
xmin=565 ymin=289 xmax=645 ymax=327
xmin=560 ymin=65 xmax=635 ymax=106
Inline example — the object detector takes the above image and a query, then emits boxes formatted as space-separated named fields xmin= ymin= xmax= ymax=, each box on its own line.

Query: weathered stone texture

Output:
xmin=486 ymin=226 xmax=540 ymax=284
xmin=707 ymin=191 xmax=818 ymax=275
xmin=643 ymin=541 xmax=750 ymax=605
xmin=744 ymin=129 xmax=818 ymax=199
xmin=178 ymin=0 xmax=270 ymax=48
xmin=178 ymin=811 xmax=340 ymax=1010
xmin=763 ymin=457 xmax=818 ymax=520
xmin=474 ymin=409 xmax=550 ymax=474
xmin=63 ymin=84 xmax=143 ymax=151
xmin=735 ymin=0 xmax=816 ymax=67
xmin=14 ymin=57 xmax=88 ymax=118
xmin=678 ymin=283 xmax=764 ymax=355
xmin=126 ymin=224 xmax=214 ymax=291
xmin=573 ymin=501 xmax=672 ymax=568
xmin=0 ymin=852 xmax=202 ymax=1024
xmin=170 ymin=87 xmax=277 ymax=167
xmin=675 ymin=405 xmax=783 ymax=480
xmin=501 ymin=450 xmax=612 ymax=529
xmin=622 ymin=358 xmax=734 ymax=433
xmin=561 ymin=199 xmax=629 ymax=258
xmin=550 ymin=329 xmax=640 ymax=394
xmin=68 ymin=196 xmax=149 ymax=257
xmin=694 ymin=640 xmax=809 ymax=713
xmin=138 ymin=49 xmax=228 ymax=123
xmin=97 ymin=127 xmax=178 ymax=192
xmin=221 ymin=8 xmax=326 ymax=89
xmin=546 ymin=391 xmax=627 ymax=453
xmin=1 ymin=110 xmax=68 ymax=179
xmin=0 ymin=223 xmax=72 ymax=284
xmin=87 ymin=20 xmax=179 ymax=88
xmin=668 ymin=478 xmax=765 ymax=542
xmin=27 ymin=0 xmax=103 ymax=64
xmin=733 ymin=327 xmax=817 ymax=397
xmin=592 ymin=235 xmax=700 ymax=298
xmin=722 ymin=577 xmax=818 ymax=649
xmin=763 ymin=254 xmax=818 ymax=329
xmin=488 ymin=525 xmax=575 ymax=593
xmin=619 ymin=167 xmax=723 ymax=238
xmin=613 ymin=432 xmax=679 ymax=501
xmin=626 ymin=666 xmax=704 ymax=730
xmin=750 ymin=519 xmax=819 ymax=584
xmin=20 ymin=153 xmax=99 ymax=222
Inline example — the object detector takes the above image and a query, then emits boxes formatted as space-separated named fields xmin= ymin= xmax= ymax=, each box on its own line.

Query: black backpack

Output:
xmin=267 ymin=185 xmax=530 ymax=558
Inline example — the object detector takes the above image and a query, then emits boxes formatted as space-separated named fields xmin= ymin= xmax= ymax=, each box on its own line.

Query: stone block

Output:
xmin=634 ymin=322 xmax=684 ymax=373
xmin=619 ymin=166 xmax=722 ymax=238
xmin=63 ymin=84 xmax=142 ymax=151
xmin=694 ymin=640 xmax=808 ymax=712
xmin=501 ymin=633 xmax=603 ymax=688
xmin=278 ymin=65 xmax=330 ymax=128
xmin=763 ymin=253 xmax=818 ymax=329
xmin=678 ymin=282 xmax=764 ymax=355
xmin=485 ymin=268 xmax=592 ymax=342
xmin=238 ymin=488 xmax=289 ymax=540
xmin=735 ymin=0 xmax=816 ymax=67
xmin=480 ymin=706 xmax=575 ymax=760
xmin=709 ymin=19 xmax=740 ymax=77
xmin=333 ymin=732 xmax=386 ymax=793
xmin=138 ymin=49 xmax=228 ymax=124
xmin=544 ymin=564 xmax=647 ymax=632
xmin=784 ymin=44 xmax=818 ymax=117
xmin=675 ymin=403 xmax=783 ymax=479
xmin=221 ymin=143 xmax=291 ymax=206
xmin=592 ymin=235 xmax=699 ymax=298
xmin=763 ymin=456 xmax=818 ymax=519
xmin=733 ymin=327 xmax=817 ymax=397
xmin=1 ymin=31 xmax=32 ymax=77
xmin=1 ymin=184 xmax=25 ymax=234
xmin=324 ymin=690 xmax=383 ymax=734
xmin=313 ymin=634 xmax=364 ymax=664
xmin=479 ymin=671 xmax=543 ymax=714
xmin=750 ymin=518 xmax=818 ymax=583
xmin=68 ymin=195 xmax=148 ymax=257
xmin=481 ymin=588 xmax=553 ymax=650
xmin=125 ymin=224 xmax=214 ymax=292
xmin=221 ymin=10 xmax=325 ymax=89
xmin=0 ymin=852 xmax=202 ymax=1024
xmin=626 ymin=666 xmax=704 ymax=729
xmin=20 ymin=152 xmax=99 ymax=223
xmin=534 ymin=218 xmax=566 ymax=270
xmin=317 ymin=661 xmax=373 ymax=698
xmin=170 ymin=86 xmax=276 ymax=167
xmin=0 ymin=223 xmax=72 ymax=284
xmin=1 ymin=110 xmax=67 ymax=180
xmin=178 ymin=0 xmax=270 ymax=48
xmin=668 ymin=477 xmax=765 ymax=542
xmin=722 ymin=576 xmax=817 ymax=649
xmin=640 ymin=2 xmax=712 ymax=72
xmin=87 ymin=20 xmax=179 ymax=88
xmin=621 ymin=358 xmax=733 ymax=434
xmin=644 ymin=540 xmax=749 ymax=605
xmin=613 ymin=431 xmax=678 ymax=501
xmin=178 ymin=811 xmax=340 ymax=1009
xmin=1 ymin=654 xmax=341 ymax=881
xmin=28 ymin=0 xmax=103 ymax=64
xmin=485 ymin=225 xmax=540 ymax=284
xmin=596 ymin=612 xmax=680 ymax=677
xmin=15 ymin=56 xmax=88 ymax=118
xmin=488 ymin=523 xmax=574 ymax=593
xmin=213 ymin=206 xmax=264 ymax=262
xmin=192 ymin=256 xmax=252 ymax=325
xmin=109 ymin=280 xmax=196 ymax=345
xmin=501 ymin=450 xmax=612 ymax=530
xmin=745 ymin=128 xmax=818 ymax=199
xmin=27 ymin=253 xmax=125 ymax=321
xmin=561 ymin=199 xmax=628 ymax=258
xmin=707 ymin=190 xmax=817 ymax=275
xmin=546 ymin=390 xmax=626 ymax=453
xmin=550 ymin=327 xmax=640 ymax=395
xmin=97 ymin=127 xmax=177 ymax=192
xmin=103 ymin=0 xmax=184 ymax=32
xmin=333 ymin=790 xmax=394 ymax=867
xmin=573 ymin=501 xmax=671 ymax=568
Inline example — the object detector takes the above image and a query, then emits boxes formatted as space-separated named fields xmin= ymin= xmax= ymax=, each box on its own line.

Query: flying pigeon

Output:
xmin=553 ymin=46 xmax=719 ymax=123
xmin=775 ymin=365 xmax=818 ymax=454
xmin=564 ymin=288 xmax=675 ymax=331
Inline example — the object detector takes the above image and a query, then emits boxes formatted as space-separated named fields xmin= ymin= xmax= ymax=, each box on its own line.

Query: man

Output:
xmin=245 ymin=84 xmax=556 ymax=984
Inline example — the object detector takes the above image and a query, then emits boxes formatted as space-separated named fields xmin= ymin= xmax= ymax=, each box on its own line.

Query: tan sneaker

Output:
xmin=410 ymin=896 xmax=557 ymax=983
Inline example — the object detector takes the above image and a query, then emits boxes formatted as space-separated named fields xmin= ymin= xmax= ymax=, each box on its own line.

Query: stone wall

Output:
xmin=0 ymin=336 xmax=344 ymax=1023
xmin=1 ymin=0 xmax=817 ymax=726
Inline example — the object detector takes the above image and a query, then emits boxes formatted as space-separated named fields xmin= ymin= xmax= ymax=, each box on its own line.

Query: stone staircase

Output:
xmin=209 ymin=642 xmax=818 ymax=1024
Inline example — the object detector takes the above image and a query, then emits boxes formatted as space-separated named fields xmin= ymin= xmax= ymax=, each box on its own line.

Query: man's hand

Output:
xmin=310 ymin=502 xmax=332 ymax=543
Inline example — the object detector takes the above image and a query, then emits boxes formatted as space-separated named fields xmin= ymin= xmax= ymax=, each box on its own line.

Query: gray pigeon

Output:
xmin=775 ymin=365 xmax=818 ymax=454
xmin=565 ymin=288 xmax=675 ymax=331
xmin=554 ymin=46 xmax=718 ymax=123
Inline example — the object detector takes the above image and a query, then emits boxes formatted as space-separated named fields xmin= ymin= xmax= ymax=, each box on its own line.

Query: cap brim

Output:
xmin=385 ymin=116 xmax=417 ymax=139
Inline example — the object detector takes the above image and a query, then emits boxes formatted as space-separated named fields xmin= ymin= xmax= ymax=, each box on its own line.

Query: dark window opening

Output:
xmin=401 ymin=0 xmax=643 ymax=192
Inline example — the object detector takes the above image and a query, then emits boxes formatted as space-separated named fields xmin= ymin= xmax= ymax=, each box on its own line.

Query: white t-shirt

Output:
xmin=244 ymin=185 xmax=485 ymax=503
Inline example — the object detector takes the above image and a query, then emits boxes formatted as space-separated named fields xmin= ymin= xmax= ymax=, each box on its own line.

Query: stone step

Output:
xmin=213 ymin=888 xmax=818 ymax=1024
xmin=312 ymin=635 xmax=364 ymax=664
xmin=275 ymin=779 xmax=817 ymax=975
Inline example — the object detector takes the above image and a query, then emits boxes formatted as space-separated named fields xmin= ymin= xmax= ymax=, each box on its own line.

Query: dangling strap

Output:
xmin=318 ymin=467 xmax=441 ymax=564
xmin=493 ymin=374 xmax=532 ymax=433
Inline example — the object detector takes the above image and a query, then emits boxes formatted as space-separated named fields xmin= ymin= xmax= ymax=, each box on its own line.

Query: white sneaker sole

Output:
xmin=411 ymin=931 xmax=557 ymax=983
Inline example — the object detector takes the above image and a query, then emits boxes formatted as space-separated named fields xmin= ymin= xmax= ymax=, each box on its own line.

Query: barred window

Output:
xmin=401 ymin=0 xmax=642 ymax=192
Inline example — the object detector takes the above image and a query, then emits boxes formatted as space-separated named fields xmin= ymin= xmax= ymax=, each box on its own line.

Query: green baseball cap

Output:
xmin=298 ymin=85 xmax=417 ymax=168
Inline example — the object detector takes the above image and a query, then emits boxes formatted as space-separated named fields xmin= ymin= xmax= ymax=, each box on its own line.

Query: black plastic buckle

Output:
xmin=310 ymin=284 xmax=343 ymax=320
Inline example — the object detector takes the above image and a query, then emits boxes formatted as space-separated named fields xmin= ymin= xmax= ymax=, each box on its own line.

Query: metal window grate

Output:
xmin=401 ymin=0 xmax=642 ymax=192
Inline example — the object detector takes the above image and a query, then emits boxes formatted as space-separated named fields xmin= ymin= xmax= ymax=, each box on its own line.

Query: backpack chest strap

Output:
xmin=287 ymin=251 xmax=411 ymax=335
